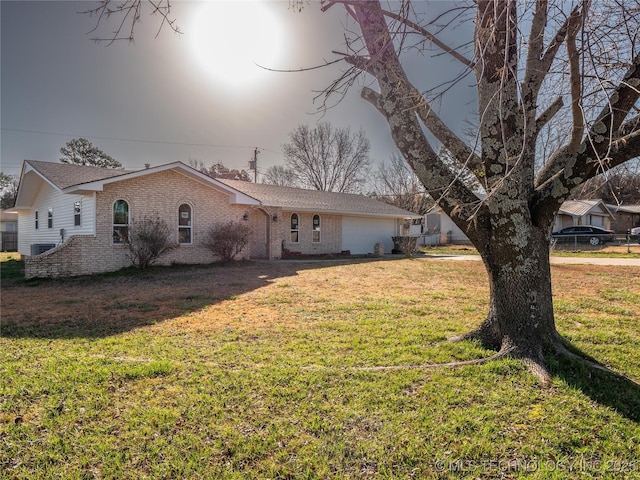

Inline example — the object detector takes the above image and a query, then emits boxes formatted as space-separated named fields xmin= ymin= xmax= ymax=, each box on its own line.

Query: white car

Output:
xmin=631 ymin=226 xmax=640 ymax=243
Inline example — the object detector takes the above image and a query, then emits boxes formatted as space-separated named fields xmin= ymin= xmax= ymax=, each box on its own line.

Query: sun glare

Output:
xmin=189 ymin=1 xmax=284 ymax=89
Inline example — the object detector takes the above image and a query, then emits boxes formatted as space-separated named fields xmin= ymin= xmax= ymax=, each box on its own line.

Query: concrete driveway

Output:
xmin=422 ymin=254 xmax=640 ymax=266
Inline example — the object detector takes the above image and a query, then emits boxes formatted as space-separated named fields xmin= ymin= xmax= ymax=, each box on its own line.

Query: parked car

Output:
xmin=630 ymin=226 xmax=640 ymax=243
xmin=551 ymin=226 xmax=615 ymax=246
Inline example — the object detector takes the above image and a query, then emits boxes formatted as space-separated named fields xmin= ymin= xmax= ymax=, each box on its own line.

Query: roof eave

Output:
xmin=61 ymin=162 xmax=262 ymax=205
xmin=278 ymin=206 xmax=420 ymax=218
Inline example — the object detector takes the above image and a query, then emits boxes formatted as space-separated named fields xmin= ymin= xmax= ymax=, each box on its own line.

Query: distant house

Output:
xmin=13 ymin=160 xmax=419 ymax=278
xmin=0 ymin=209 xmax=18 ymax=232
xmin=428 ymin=198 xmax=615 ymax=245
xmin=552 ymin=199 xmax=614 ymax=231
xmin=0 ymin=209 xmax=18 ymax=251
xmin=606 ymin=204 xmax=640 ymax=234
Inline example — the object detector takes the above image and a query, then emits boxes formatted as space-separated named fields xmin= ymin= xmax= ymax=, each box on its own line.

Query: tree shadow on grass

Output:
xmin=1 ymin=259 xmax=372 ymax=340
xmin=546 ymin=345 xmax=640 ymax=423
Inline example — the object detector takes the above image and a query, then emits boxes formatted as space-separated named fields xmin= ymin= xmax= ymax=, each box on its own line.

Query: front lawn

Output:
xmin=1 ymin=257 xmax=639 ymax=479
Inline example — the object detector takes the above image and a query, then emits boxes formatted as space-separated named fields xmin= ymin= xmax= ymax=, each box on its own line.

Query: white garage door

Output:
xmin=342 ymin=216 xmax=397 ymax=254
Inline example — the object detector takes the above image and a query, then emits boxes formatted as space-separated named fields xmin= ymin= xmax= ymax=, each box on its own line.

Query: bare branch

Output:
xmin=522 ymin=0 xmax=548 ymax=101
xmin=535 ymin=96 xmax=564 ymax=133
xmin=79 ymin=0 xmax=180 ymax=45
xmin=566 ymin=6 xmax=585 ymax=152
xmin=538 ymin=3 xmax=586 ymax=77
xmin=323 ymin=0 xmax=474 ymax=68
xmin=593 ymin=52 xmax=640 ymax=134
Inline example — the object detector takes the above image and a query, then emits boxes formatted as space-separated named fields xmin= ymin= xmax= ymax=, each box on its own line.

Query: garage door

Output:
xmin=342 ymin=216 xmax=397 ymax=254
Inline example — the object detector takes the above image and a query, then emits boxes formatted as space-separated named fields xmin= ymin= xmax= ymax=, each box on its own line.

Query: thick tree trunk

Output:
xmin=454 ymin=218 xmax=562 ymax=384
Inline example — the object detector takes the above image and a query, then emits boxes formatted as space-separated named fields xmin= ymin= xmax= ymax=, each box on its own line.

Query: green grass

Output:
xmin=1 ymin=257 xmax=639 ymax=479
xmin=0 ymin=253 xmax=24 ymax=284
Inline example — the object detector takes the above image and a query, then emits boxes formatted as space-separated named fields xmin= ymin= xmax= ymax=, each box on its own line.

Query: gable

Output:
xmin=14 ymin=160 xmax=261 ymax=210
xmin=558 ymin=199 xmax=614 ymax=219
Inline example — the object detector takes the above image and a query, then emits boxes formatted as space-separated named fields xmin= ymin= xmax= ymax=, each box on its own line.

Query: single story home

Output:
xmin=606 ymin=203 xmax=640 ymax=233
xmin=12 ymin=160 xmax=420 ymax=278
xmin=553 ymin=199 xmax=614 ymax=231
xmin=427 ymin=198 xmax=615 ymax=245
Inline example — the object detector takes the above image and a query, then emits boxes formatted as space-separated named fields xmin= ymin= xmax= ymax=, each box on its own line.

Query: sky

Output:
xmin=1 ymin=1 xmax=475 ymax=180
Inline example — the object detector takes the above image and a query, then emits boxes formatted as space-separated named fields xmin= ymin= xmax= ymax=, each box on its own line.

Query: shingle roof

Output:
xmin=218 ymin=179 xmax=419 ymax=218
xmin=558 ymin=199 xmax=612 ymax=218
xmin=606 ymin=203 xmax=640 ymax=214
xmin=25 ymin=160 xmax=129 ymax=189
xmin=20 ymin=160 xmax=418 ymax=218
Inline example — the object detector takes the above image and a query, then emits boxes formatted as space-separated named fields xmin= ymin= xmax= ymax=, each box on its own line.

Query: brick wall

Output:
xmin=280 ymin=211 xmax=342 ymax=255
xmin=246 ymin=206 xmax=284 ymax=260
xmin=25 ymin=170 xmax=255 ymax=278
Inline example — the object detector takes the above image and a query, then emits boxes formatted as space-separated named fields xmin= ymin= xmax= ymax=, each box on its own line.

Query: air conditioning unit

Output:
xmin=30 ymin=243 xmax=56 ymax=256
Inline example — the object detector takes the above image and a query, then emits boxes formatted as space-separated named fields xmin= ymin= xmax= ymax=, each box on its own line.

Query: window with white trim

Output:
xmin=312 ymin=214 xmax=321 ymax=243
xmin=47 ymin=208 xmax=53 ymax=229
xmin=74 ymin=201 xmax=81 ymax=226
xmin=290 ymin=213 xmax=299 ymax=243
xmin=35 ymin=211 xmax=39 ymax=230
xmin=113 ymin=199 xmax=129 ymax=244
xmin=178 ymin=203 xmax=192 ymax=244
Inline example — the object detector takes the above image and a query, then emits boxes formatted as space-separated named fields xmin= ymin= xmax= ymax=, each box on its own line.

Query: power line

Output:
xmin=1 ymin=127 xmax=272 ymax=152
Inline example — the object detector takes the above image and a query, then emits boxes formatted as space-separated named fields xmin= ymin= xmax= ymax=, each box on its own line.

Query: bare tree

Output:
xmin=282 ymin=122 xmax=371 ymax=193
xmin=80 ymin=0 xmax=640 ymax=383
xmin=189 ymin=159 xmax=252 ymax=182
xmin=60 ymin=138 xmax=122 ymax=169
xmin=370 ymin=153 xmax=432 ymax=214
xmin=262 ymin=165 xmax=300 ymax=188
xmin=572 ymin=161 xmax=640 ymax=204
xmin=0 ymin=172 xmax=19 ymax=209
xmin=317 ymin=0 xmax=640 ymax=383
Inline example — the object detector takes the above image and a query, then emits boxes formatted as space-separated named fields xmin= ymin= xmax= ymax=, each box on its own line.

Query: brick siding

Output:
xmin=25 ymin=170 xmax=256 ymax=278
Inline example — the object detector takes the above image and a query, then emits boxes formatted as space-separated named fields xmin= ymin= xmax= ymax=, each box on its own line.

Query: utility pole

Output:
xmin=249 ymin=147 xmax=260 ymax=183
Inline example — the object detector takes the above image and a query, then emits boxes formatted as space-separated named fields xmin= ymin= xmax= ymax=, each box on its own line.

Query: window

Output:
xmin=113 ymin=199 xmax=129 ymax=244
xmin=47 ymin=208 xmax=53 ymax=229
xmin=290 ymin=213 xmax=299 ymax=243
xmin=35 ymin=211 xmax=39 ymax=230
xmin=74 ymin=201 xmax=81 ymax=226
xmin=312 ymin=214 xmax=321 ymax=243
xmin=178 ymin=203 xmax=192 ymax=244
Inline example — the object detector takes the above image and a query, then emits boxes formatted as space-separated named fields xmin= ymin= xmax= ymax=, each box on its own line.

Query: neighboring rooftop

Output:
xmin=558 ymin=199 xmax=614 ymax=218
xmin=606 ymin=203 xmax=640 ymax=214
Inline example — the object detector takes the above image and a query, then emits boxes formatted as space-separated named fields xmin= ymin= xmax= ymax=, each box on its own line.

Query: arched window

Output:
xmin=113 ymin=199 xmax=129 ymax=244
xmin=74 ymin=201 xmax=82 ymax=226
xmin=290 ymin=213 xmax=299 ymax=243
xmin=178 ymin=203 xmax=192 ymax=244
xmin=312 ymin=214 xmax=321 ymax=243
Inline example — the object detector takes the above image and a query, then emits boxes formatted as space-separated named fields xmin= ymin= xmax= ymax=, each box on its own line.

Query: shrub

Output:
xmin=392 ymin=236 xmax=419 ymax=257
xmin=126 ymin=216 xmax=176 ymax=269
xmin=203 ymin=221 xmax=251 ymax=263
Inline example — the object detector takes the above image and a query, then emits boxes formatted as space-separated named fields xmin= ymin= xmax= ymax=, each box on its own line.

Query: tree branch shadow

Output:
xmin=547 ymin=345 xmax=640 ymax=423
xmin=0 ymin=258 xmax=384 ymax=340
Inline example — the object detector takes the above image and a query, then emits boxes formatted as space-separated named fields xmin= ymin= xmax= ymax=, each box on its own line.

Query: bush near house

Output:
xmin=126 ymin=216 xmax=176 ymax=269
xmin=203 ymin=220 xmax=251 ymax=263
